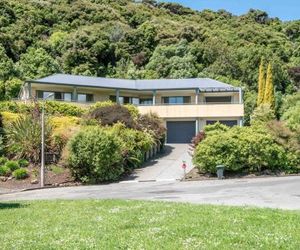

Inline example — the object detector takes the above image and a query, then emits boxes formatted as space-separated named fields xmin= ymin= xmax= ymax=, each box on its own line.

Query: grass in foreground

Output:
xmin=0 ymin=200 xmax=299 ymax=249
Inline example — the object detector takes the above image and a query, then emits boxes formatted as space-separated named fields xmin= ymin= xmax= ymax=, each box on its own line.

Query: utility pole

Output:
xmin=40 ymin=93 xmax=54 ymax=187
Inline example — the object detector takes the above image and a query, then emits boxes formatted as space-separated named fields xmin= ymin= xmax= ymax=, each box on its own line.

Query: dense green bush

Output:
xmin=18 ymin=159 xmax=29 ymax=168
xmin=108 ymin=123 xmax=154 ymax=170
xmin=282 ymin=105 xmax=300 ymax=131
xmin=5 ymin=160 xmax=19 ymax=171
xmin=0 ymin=165 xmax=11 ymax=176
xmin=44 ymin=101 xmax=84 ymax=116
xmin=68 ymin=126 xmax=124 ymax=183
xmin=12 ymin=168 xmax=28 ymax=180
xmin=193 ymin=125 xmax=294 ymax=174
xmin=0 ymin=101 xmax=31 ymax=113
xmin=0 ymin=156 xmax=8 ymax=165
xmin=0 ymin=101 xmax=85 ymax=117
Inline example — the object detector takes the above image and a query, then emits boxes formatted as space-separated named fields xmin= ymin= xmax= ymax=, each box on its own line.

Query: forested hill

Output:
xmin=0 ymin=0 xmax=299 ymax=100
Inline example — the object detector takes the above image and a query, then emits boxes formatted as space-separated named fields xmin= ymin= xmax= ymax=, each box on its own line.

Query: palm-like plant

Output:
xmin=5 ymin=115 xmax=52 ymax=163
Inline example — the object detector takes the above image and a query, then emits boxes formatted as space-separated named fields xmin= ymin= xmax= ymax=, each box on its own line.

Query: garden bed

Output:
xmin=0 ymin=165 xmax=79 ymax=192
xmin=184 ymin=167 xmax=300 ymax=181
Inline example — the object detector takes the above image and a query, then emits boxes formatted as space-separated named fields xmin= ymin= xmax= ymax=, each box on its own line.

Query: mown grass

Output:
xmin=0 ymin=200 xmax=299 ymax=249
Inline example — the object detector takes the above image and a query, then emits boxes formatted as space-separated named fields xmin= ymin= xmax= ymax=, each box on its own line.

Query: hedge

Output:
xmin=193 ymin=125 xmax=296 ymax=174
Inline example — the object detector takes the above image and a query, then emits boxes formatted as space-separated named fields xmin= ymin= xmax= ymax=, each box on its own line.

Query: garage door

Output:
xmin=167 ymin=121 xmax=196 ymax=143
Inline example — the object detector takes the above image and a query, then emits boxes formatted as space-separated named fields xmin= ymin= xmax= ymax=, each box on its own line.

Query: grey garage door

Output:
xmin=167 ymin=121 xmax=196 ymax=143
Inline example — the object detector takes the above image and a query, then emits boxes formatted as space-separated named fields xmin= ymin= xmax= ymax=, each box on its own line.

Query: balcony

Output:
xmin=137 ymin=103 xmax=244 ymax=118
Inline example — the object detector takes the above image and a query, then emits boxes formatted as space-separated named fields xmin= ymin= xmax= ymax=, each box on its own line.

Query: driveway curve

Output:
xmin=125 ymin=144 xmax=194 ymax=182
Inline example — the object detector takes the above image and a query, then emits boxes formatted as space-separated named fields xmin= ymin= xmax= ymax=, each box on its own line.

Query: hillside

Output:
xmin=0 ymin=0 xmax=299 ymax=119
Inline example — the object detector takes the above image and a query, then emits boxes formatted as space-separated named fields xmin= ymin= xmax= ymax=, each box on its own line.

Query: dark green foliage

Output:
xmin=193 ymin=125 xmax=296 ymax=174
xmin=68 ymin=126 xmax=124 ymax=183
xmin=0 ymin=156 xmax=8 ymax=165
xmin=18 ymin=159 xmax=29 ymax=168
xmin=89 ymin=104 xmax=135 ymax=128
xmin=12 ymin=168 xmax=28 ymax=180
xmin=0 ymin=0 xmax=298 ymax=105
xmin=5 ymin=160 xmax=19 ymax=171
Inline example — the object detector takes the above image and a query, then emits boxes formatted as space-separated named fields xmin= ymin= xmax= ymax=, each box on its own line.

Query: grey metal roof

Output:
xmin=28 ymin=74 xmax=240 ymax=91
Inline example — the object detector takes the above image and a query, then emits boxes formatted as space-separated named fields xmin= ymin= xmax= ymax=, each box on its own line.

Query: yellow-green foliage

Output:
xmin=89 ymin=101 xmax=114 ymax=111
xmin=124 ymin=104 xmax=139 ymax=120
xmin=257 ymin=57 xmax=266 ymax=106
xmin=264 ymin=63 xmax=275 ymax=108
xmin=49 ymin=116 xmax=81 ymax=137
xmin=0 ymin=112 xmax=22 ymax=128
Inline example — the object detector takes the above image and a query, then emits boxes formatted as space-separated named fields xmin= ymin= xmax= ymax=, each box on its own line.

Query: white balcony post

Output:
xmin=27 ymin=82 xmax=32 ymax=100
xmin=152 ymin=90 xmax=156 ymax=106
xmin=116 ymin=89 xmax=120 ymax=104
xmin=195 ymin=89 xmax=199 ymax=104
xmin=72 ymin=87 xmax=78 ymax=102
xmin=239 ymin=88 xmax=243 ymax=104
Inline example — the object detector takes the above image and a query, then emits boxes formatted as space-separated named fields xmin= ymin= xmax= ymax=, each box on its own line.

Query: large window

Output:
xmin=162 ymin=96 xmax=191 ymax=104
xmin=140 ymin=98 xmax=153 ymax=105
xmin=205 ymin=96 xmax=232 ymax=103
xmin=77 ymin=93 xmax=93 ymax=102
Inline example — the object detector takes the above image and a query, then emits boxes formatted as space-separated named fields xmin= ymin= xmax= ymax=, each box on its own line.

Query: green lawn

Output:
xmin=0 ymin=200 xmax=299 ymax=249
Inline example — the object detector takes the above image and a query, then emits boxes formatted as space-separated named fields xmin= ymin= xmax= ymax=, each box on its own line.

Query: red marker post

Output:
xmin=182 ymin=160 xmax=187 ymax=180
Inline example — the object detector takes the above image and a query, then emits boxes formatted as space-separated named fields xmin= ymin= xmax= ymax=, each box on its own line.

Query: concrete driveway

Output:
xmin=126 ymin=144 xmax=193 ymax=181
xmin=1 ymin=176 xmax=300 ymax=210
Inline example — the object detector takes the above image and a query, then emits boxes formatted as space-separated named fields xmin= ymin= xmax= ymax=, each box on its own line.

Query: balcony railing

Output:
xmin=16 ymin=98 xmax=243 ymax=107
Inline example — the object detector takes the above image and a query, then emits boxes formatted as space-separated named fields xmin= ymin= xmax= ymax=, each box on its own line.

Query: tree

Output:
xmin=0 ymin=45 xmax=14 ymax=81
xmin=17 ymin=48 xmax=60 ymax=80
xmin=257 ymin=57 xmax=266 ymax=106
xmin=264 ymin=63 xmax=275 ymax=108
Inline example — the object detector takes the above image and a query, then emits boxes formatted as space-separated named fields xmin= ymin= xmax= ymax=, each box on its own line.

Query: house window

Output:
xmin=37 ymin=91 xmax=73 ymax=101
xmin=206 ymin=120 xmax=238 ymax=127
xmin=109 ymin=96 xmax=140 ymax=105
xmin=63 ymin=93 xmax=72 ymax=102
xmin=162 ymin=96 xmax=191 ymax=104
xmin=140 ymin=98 xmax=153 ymax=105
xmin=78 ymin=94 xmax=93 ymax=102
xmin=205 ymin=96 xmax=232 ymax=103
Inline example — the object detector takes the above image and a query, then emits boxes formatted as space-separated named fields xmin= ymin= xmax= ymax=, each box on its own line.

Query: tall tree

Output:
xmin=264 ymin=63 xmax=275 ymax=108
xmin=257 ymin=57 xmax=266 ymax=106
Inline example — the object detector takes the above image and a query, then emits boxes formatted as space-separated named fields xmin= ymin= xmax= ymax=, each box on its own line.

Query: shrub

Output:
xmin=5 ymin=160 xmax=19 ymax=171
xmin=0 ymin=156 xmax=8 ymax=165
xmin=281 ymin=105 xmax=300 ymax=131
xmin=0 ymin=101 xmax=31 ymax=113
xmin=136 ymin=112 xmax=166 ymax=142
xmin=204 ymin=122 xmax=229 ymax=135
xmin=250 ymin=104 xmax=276 ymax=125
xmin=44 ymin=101 xmax=84 ymax=116
xmin=193 ymin=126 xmax=291 ymax=174
xmin=0 ymin=165 xmax=11 ymax=176
xmin=108 ymin=123 xmax=155 ymax=170
xmin=1 ymin=111 xmax=22 ymax=128
xmin=191 ymin=131 xmax=206 ymax=148
xmin=12 ymin=168 xmax=28 ymax=180
xmin=5 ymin=115 xmax=52 ymax=162
xmin=18 ymin=159 xmax=29 ymax=168
xmin=0 ymin=101 xmax=85 ymax=117
xmin=89 ymin=104 xmax=135 ymax=128
xmin=68 ymin=126 xmax=124 ymax=183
